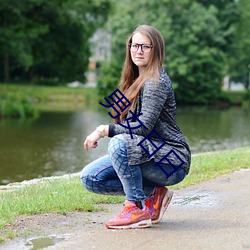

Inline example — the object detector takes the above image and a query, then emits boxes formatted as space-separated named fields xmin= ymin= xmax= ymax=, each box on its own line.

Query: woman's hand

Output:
xmin=84 ymin=125 xmax=108 ymax=151
xmin=84 ymin=130 xmax=101 ymax=151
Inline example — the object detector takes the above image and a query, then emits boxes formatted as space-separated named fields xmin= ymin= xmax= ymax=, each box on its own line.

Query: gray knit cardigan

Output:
xmin=108 ymin=68 xmax=191 ymax=174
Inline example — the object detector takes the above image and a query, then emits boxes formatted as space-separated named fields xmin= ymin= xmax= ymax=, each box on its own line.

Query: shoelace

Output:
xmin=119 ymin=203 xmax=136 ymax=216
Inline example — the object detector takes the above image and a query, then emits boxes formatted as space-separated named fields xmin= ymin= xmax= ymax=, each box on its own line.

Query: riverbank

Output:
xmin=1 ymin=84 xmax=249 ymax=113
xmin=0 ymin=84 xmax=99 ymax=118
xmin=0 ymin=146 xmax=250 ymax=244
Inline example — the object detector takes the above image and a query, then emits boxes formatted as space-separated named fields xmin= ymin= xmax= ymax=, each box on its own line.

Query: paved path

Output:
xmin=2 ymin=169 xmax=250 ymax=250
xmin=52 ymin=169 xmax=250 ymax=250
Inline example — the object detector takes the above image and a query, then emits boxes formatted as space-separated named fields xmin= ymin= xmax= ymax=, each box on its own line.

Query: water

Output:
xmin=0 ymin=107 xmax=250 ymax=185
xmin=178 ymin=107 xmax=250 ymax=152
xmin=0 ymin=109 xmax=111 ymax=185
xmin=1 ymin=234 xmax=70 ymax=250
xmin=25 ymin=235 xmax=68 ymax=249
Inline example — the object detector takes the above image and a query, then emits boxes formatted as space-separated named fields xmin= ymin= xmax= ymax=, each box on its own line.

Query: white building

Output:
xmin=89 ymin=28 xmax=112 ymax=66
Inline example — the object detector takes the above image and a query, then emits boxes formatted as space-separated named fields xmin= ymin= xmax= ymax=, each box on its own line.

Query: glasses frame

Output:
xmin=129 ymin=43 xmax=153 ymax=53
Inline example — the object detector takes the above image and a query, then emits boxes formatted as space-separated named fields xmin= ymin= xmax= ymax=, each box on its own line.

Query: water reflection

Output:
xmin=177 ymin=107 xmax=250 ymax=152
xmin=0 ymin=107 xmax=249 ymax=185
xmin=0 ymin=110 xmax=111 ymax=185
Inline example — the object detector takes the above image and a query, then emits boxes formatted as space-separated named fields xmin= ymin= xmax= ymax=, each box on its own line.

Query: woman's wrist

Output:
xmin=96 ymin=125 xmax=109 ymax=138
xmin=104 ymin=125 xmax=109 ymax=137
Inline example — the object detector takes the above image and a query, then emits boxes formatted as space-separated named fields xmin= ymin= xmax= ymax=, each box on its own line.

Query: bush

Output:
xmin=214 ymin=91 xmax=234 ymax=105
xmin=0 ymin=93 xmax=39 ymax=119
xmin=97 ymin=60 xmax=121 ymax=102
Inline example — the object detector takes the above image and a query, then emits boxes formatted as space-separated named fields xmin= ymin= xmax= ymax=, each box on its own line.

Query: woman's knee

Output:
xmin=165 ymin=168 xmax=186 ymax=186
xmin=80 ymin=155 xmax=110 ymax=193
xmin=108 ymin=135 xmax=131 ymax=177
xmin=80 ymin=167 xmax=96 ymax=192
xmin=108 ymin=135 xmax=127 ymax=160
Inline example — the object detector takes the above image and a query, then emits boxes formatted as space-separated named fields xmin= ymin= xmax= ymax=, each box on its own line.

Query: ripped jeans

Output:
xmin=80 ymin=134 xmax=186 ymax=202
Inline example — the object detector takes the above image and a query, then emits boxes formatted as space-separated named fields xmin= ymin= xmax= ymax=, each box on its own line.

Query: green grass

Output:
xmin=0 ymin=146 xmax=250 ymax=237
xmin=174 ymin=146 xmax=250 ymax=188
xmin=0 ymin=84 xmax=99 ymax=112
xmin=0 ymin=177 xmax=124 ymax=230
xmin=0 ymin=83 xmax=96 ymax=96
xmin=5 ymin=231 xmax=16 ymax=239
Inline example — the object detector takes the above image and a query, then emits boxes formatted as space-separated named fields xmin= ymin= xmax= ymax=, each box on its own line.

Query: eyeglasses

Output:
xmin=129 ymin=43 xmax=153 ymax=53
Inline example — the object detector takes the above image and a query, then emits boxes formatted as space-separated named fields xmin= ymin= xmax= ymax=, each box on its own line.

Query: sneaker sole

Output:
xmin=152 ymin=190 xmax=173 ymax=224
xmin=106 ymin=219 xmax=152 ymax=229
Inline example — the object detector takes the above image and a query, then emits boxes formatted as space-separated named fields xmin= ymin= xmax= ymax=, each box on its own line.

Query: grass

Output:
xmin=0 ymin=146 xmax=250 ymax=237
xmin=5 ymin=231 xmax=16 ymax=239
xmin=0 ymin=83 xmax=96 ymax=97
xmin=0 ymin=177 xmax=124 ymax=230
xmin=174 ymin=146 xmax=250 ymax=188
xmin=0 ymin=84 xmax=99 ymax=113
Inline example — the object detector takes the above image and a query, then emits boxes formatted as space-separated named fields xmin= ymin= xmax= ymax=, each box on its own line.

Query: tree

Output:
xmin=166 ymin=2 xmax=227 ymax=104
xmin=229 ymin=0 xmax=250 ymax=86
xmin=30 ymin=0 xmax=113 ymax=83
xmin=0 ymin=0 xmax=48 ymax=82
xmin=0 ymin=0 xmax=112 ymax=83
xmin=98 ymin=0 xmax=229 ymax=104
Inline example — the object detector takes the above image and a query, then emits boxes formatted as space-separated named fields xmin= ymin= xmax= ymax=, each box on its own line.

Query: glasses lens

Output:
xmin=142 ymin=45 xmax=152 ymax=52
xmin=130 ymin=44 xmax=138 ymax=51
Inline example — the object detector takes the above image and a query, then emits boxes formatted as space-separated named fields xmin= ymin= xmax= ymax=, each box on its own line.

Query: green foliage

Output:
xmin=215 ymin=91 xmax=234 ymax=106
xmin=0 ymin=0 xmax=113 ymax=83
xmin=1 ymin=0 xmax=247 ymax=105
xmin=97 ymin=59 xmax=122 ymax=100
xmin=98 ymin=0 xmax=236 ymax=105
xmin=222 ymin=90 xmax=247 ymax=106
xmin=0 ymin=92 xmax=39 ymax=119
xmin=229 ymin=0 xmax=250 ymax=85
xmin=166 ymin=2 xmax=227 ymax=104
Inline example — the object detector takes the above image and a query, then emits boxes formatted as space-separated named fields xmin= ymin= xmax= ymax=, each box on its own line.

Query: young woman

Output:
xmin=81 ymin=25 xmax=191 ymax=229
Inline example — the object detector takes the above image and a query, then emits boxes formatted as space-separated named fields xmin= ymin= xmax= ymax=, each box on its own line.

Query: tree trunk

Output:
xmin=4 ymin=54 xmax=10 ymax=83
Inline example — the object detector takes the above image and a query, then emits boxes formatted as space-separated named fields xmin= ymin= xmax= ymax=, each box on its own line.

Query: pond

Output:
xmin=0 ymin=107 xmax=250 ymax=185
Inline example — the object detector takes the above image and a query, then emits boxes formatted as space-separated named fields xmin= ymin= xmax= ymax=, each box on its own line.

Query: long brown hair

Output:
xmin=114 ymin=25 xmax=165 ymax=123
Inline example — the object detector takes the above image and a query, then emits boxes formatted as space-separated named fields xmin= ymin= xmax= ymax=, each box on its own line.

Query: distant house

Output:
xmin=82 ymin=29 xmax=112 ymax=87
xmin=67 ymin=29 xmax=111 ymax=87
xmin=89 ymin=29 xmax=111 ymax=69
xmin=222 ymin=75 xmax=246 ymax=91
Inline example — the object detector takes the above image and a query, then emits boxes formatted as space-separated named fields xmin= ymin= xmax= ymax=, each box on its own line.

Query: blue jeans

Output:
xmin=80 ymin=135 xmax=186 ymax=202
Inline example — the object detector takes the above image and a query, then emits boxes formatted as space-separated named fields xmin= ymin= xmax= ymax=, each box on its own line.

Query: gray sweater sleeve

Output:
xmin=108 ymin=75 xmax=170 ymax=137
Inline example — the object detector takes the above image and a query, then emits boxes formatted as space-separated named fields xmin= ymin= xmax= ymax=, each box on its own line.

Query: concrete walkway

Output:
xmin=51 ymin=169 xmax=250 ymax=250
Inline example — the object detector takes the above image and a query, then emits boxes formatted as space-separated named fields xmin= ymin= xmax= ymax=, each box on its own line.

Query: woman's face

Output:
xmin=130 ymin=32 xmax=152 ymax=73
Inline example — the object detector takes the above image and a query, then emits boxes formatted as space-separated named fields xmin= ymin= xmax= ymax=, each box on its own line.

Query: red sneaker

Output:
xmin=145 ymin=187 xmax=173 ymax=224
xmin=105 ymin=200 xmax=151 ymax=229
